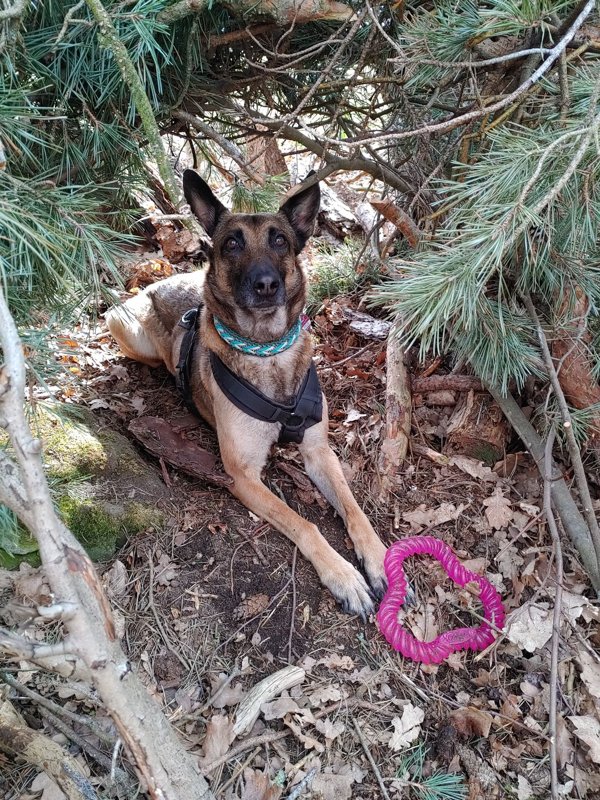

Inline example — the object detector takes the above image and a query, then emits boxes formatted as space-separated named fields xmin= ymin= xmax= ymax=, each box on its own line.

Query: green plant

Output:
xmin=396 ymin=743 xmax=467 ymax=800
xmin=307 ymin=238 xmax=381 ymax=314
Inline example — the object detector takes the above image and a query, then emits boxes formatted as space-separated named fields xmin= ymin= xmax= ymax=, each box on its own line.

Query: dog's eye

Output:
xmin=274 ymin=234 xmax=287 ymax=248
xmin=224 ymin=237 xmax=241 ymax=252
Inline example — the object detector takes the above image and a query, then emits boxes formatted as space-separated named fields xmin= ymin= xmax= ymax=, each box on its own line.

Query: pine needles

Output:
xmin=395 ymin=744 xmax=467 ymax=800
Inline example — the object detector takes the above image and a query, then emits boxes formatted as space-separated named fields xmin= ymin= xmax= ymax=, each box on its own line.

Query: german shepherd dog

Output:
xmin=106 ymin=171 xmax=387 ymax=617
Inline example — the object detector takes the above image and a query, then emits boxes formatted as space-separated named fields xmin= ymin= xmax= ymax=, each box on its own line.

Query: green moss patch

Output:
xmin=58 ymin=496 xmax=163 ymax=562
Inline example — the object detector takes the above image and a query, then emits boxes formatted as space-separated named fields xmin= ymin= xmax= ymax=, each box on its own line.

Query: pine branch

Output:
xmin=301 ymin=0 xmax=597 ymax=148
xmin=84 ymin=0 xmax=181 ymax=205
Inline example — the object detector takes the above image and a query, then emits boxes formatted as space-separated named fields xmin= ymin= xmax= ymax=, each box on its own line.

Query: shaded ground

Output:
xmin=2 ymin=255 xmax=600 ymax=800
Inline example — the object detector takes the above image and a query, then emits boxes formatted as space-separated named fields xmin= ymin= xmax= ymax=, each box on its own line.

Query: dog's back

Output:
xmin=106 ymin=271 xmax=205 ymax=371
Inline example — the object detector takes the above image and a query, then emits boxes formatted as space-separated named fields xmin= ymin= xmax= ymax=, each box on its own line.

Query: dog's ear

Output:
xmin=183 ymin=170 xmax=229 ymax=236
xmin=279 ymin=172 xmax=320 ymax=252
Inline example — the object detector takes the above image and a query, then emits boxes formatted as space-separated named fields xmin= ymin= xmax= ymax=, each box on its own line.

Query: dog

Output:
xmin=106 ymin=170 xmax=387 ymax=617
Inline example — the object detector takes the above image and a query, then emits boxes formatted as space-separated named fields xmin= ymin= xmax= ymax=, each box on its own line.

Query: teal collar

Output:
xmin=213 ymin=315 xmax=302 ymax=356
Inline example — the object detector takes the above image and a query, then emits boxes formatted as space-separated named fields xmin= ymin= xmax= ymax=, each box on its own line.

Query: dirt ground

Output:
xmin=2 ymin=253 xmax=600 ymax=800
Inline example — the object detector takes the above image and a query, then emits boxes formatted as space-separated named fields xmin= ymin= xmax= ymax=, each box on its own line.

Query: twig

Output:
xmin=0 ymin=273 xmax=215 ymax=799
xmin=486 ymin=384 xmax=600 ymax=592
xmin=84 ymin=0 xmax=181 ymax=205
xmin=52 ymin=0 xmax=86 ymax=50
xmin=147 ymin=552 xmax=192 ymax=672
xmin=523 ymin=294 xmax=600 ymax=572
xmin=351 ymin=715 xmax=392 ymax=800
xmin=291 ymin=0 xmax=596 ymax=148
xmin=544 ymin=428 xmax=564 ymax=800
xmin=287 ymin=546 xmax=298 ymax=664
xmin=284 ymin=767 xmax=318 ymax=799
xmin=0 ymin=671 xmax=113 ymax=745
xmin=38 ymin=706 xmax=134 ymax=790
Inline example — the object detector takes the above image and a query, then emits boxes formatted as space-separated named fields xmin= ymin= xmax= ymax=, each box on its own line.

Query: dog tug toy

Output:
xmin=376 ymin=536 xmax=505 ymax=665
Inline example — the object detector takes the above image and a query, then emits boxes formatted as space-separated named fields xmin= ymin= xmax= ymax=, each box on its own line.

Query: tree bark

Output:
xmin=378 ymin=331 xmax=411 ymax=498
xmin=158 ymin=0 xmax=354 ymax=25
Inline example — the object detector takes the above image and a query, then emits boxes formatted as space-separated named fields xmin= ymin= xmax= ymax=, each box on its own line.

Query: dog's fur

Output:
xmin=106 ymin=171 xmax=386 ymax=616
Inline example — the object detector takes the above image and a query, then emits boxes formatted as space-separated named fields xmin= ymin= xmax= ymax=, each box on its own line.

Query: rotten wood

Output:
xmin=378 ymin=332 xmax=411 ymax=497
xmin=128 ymin=416 xmax=232 ymax=487
xmin=444 ymin=390 xmax=510 ymax=465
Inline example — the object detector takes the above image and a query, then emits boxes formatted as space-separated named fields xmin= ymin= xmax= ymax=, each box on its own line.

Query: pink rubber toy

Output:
xmin=377 ymin=536 xmax=504 ymax=664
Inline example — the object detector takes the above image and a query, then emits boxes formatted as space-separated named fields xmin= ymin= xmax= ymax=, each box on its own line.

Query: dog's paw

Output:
xmin=356 ymin=540 xmax=388 ymax=601
xmin=324 ymin=561 xmax=376 ymax=621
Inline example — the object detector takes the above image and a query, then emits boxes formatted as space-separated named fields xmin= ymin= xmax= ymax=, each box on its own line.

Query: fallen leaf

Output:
xmin=504 ymin=604 xmax=553 ymax=652
xmin=240 ymin=768 xmax=283 ymax=800
xmin=311 ymin=771 xmax=355 ymax=800
xmin=233 ymin=593 xmax=270 ymax=621
xmin=261 ymin=694 xmax=300 ymax=720
xmin=309 ymin=685 xmax=344 ymax=706
xmin=343 ymin=409 xmax=366 ymax=425
xmin=103 ymin=559 xmax=128 ymax=599
xmin=568 ymin=715 xmax=600 ymax=764
xmin=402 ymin=502 xmax=467 ymax=531
xmin=317 ymin=653 xmax=355 ymax=671
xmin=483 ymin=488 xmax=513 ymax=529
xmin=315 ymin=716 xmax=346 ymax=743
xmin=199 ymin=714 xmax=235 ymax=769
xmin=556 ymin=713 xmax=574 ymax=769
xmin=517 ymin=774 xmax=533 ymax=800
xmin=209 ymin=673 xmax=246 ymax=708
xmin=450 ymin=455 xmax=497 ymax=482
xmin=388 ymin=704 xmax=425 ymax=751
xmin=155 ymin=553 xmax=178 ymax=586
xmin=450 ymin=707 xmax=493 ymax=738
xmin=30 ymin=773 xmax=67 ymax=800
xmin=576 ymin=648 xmax=600 ymax=699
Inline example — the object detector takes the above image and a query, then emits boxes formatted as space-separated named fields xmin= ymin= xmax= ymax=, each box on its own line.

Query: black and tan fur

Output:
xmin=106 ymin=171 xmax=386 ymax=617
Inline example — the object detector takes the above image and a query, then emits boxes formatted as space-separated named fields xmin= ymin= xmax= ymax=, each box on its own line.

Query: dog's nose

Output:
xmin=250 ymin=266 xmax=281 ymax=298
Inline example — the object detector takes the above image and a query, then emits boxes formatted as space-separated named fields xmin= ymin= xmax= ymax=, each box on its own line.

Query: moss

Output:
xmin=32 ymin=410 xmax=108 ymax=483
xmin=0 ymin=549 xmax=40 ymax=569
xmin=58 ymin=496 xmax=164 ymax=562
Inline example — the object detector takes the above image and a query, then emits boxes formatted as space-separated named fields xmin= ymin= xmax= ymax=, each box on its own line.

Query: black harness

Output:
xmin=175 ymin=307 xmax=323 ymax=444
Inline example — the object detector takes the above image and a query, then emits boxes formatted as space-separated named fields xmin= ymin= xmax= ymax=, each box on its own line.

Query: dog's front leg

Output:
xmin=298 ymin=400 xmax=387 ymax=598
xmin=216 ymin=414 xmax=375 ymax=618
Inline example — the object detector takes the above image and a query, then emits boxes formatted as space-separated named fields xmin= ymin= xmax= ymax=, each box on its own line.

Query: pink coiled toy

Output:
xmin=377 ymin=536 xmax=505 ymax=664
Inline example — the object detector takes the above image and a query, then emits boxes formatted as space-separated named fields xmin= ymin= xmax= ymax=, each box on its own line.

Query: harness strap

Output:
xmin=210 ymin=352 xmax=322 ymax=444
xmin=175 ymin=306 xmax=323 ymax=444
xmin=175 ymin=306 xmax=202 ymax=413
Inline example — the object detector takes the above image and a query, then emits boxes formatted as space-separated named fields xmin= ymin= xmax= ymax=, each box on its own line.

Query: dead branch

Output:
xmin=378 ymin=330 xmax=411 ymax=498
xmin=158 ymin=0 xmax=354 ymax=25
xmin=0 ymin=693 xmax=97 ymax=800
xmin=412 ymin=375 xmax=484 ymax=393
xmin=0 ymin=287 xmax=215 ymax=800
xmin=543 ymin=428 xmax=563 ymax=800
xmin=523 ymin=294 xmax=600 ymax=573
xmin=486 ymin=384 xmax=600 ymax=592
xmin=370 ymin=198 xmax=421 ymax=248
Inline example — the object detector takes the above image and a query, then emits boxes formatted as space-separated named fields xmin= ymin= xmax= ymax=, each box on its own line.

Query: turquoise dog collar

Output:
xmin=213 ymin=315 xmax=302 ymax=356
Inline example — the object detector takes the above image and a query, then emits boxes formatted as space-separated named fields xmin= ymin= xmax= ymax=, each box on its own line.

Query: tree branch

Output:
xmin=84 ymin=0 xmax=181 ymax=205
xmin=0 ymin=285 xmax=214 ymax=800
xmin=523 ymin=294 xmax=600 ymax=572
xmin=486 ymin=384 xmax=600 ymax=592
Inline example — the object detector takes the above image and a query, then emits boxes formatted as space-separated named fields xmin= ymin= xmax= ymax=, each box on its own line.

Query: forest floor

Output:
xmin=2 ymin=241 xmax=600 ymax=800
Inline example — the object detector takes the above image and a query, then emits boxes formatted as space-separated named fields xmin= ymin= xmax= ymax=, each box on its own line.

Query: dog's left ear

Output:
xmin=183 ymin=169 xmax=229 ymax=237
xmin=279 ymin=173 xmax=320 ymax=252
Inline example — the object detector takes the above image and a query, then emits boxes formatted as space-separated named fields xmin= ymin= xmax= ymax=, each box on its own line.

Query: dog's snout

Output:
xmin=250 ymin=265 xmax=281 ymax=299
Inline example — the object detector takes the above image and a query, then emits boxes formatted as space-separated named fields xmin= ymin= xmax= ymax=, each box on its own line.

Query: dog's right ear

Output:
xmin=183 ymin=170 xmax=229 ymax=237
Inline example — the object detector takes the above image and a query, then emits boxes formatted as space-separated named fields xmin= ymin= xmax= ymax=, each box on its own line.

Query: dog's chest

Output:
xmin=239 ymin=348 xmax=305 ymax=404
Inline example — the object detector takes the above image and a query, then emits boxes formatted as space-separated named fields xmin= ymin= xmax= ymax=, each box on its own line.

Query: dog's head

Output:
xmin=183 ymin=170 xmax=319 ymax=333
